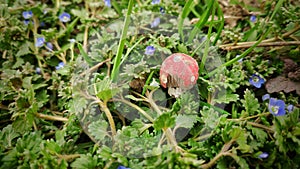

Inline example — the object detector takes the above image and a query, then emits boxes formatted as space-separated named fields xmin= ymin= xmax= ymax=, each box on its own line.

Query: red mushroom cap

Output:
xmin=160 ymin=53 xmax=199 ymax=93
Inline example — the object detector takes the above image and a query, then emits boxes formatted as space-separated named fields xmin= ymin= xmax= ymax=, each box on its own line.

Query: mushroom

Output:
xmin=159 ymin=53 xmax=199 ymax=97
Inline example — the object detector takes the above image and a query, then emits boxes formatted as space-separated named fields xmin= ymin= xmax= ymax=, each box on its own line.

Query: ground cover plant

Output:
xmin=0 ymin=0 xmax=300 ymax=168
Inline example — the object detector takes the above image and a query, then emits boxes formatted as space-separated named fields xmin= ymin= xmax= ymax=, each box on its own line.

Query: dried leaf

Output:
xmin=266 ymin=76 xmax=300 ymax=95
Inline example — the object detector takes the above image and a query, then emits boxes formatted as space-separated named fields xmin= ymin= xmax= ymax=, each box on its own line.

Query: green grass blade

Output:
xmin=111 ymin=0 xmax=134 ymax=81
xmin=187 ymin=0 xmax=214 ymax=43
xmin=212 ymin=2 xmax=224 ymax=46
xmin=178 ymin=0 xmax=194 ymax=42
xmin=204 ymin=0 xmax=284 ymax=79
xmin=77 ymin=43 xmax=94 ymax=66
xmin=199 ymin=1 xmax=216 ymax=74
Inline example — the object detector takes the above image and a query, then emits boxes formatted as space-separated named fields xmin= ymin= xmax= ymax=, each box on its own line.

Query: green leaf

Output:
xmin=175 ymin=115 xmax=199 ymax=129
xmin=0 ymin=124 xmax=20 ymax=149
xmin=214 ymin=93 xmax=239 ymax=104
xmin=55 ymin=130 xmax=66 ymax=146
xmin=71 ymin=154 xmax=98 ymax=169
xmin=200 ymin=106 xmax=220 ymax=130
xmin=248 ymin=126 xmax=268 ymax=142
xmin=16 ymin=41 xmax=31 ymax=57
xmin=93 ymin=77 xmax=119 ymax=102
xmin=22 ymin=76 xmax=32 ymax=89
xmin=57 ymin=17 xmax=79 ymax=39
xmin=88 ymin=119 xmax=109 ymax=141
xmin=153 ymin=113 xmax=175 ymax=131
xmin=230 ymin=154 xmax=250 ymax=169
xmin=229 ymin=127 xmax=251 ymax=153
xmin=240 ymin=89 xmax=260 ymax=117
xmin=78 ymin=43 xmax=94 ymax=66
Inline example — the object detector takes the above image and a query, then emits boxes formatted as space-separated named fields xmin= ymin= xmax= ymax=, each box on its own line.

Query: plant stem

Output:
xmin=79 ymin=58 xmax=110 ymax=76
xmin=57 ymin=154 xmax=81 ymax=161
xmin=111 ymin=0 xmax=134 ymax=81
xmin=35 ymin=113 xmax=68 ymax=122
xmin=113 ymin=98 xmax=154 ymax=122
xmin=83 ymin=25 xmax=89 ymax=52
xmin=219 ymin=24 xmax=300 ymax=50
xmin=201 ymin=139 xmax=235 ymax=169
xmin=228 ymin=112 xmax=270 ymax=122
xmin=247 ymin=121 xmax=273 ymax=133
xmin=99 ymin=101 xmax=117 ymax=136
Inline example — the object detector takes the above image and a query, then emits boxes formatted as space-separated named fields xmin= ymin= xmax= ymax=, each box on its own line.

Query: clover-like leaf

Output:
xmin=153 ymin=113 xmax=175 ymax=131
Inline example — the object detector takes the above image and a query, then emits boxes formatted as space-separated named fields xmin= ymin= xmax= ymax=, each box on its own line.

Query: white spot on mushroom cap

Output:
xmin=173 ymin=55 xmax=182 ymax=62
xmin=190 ymin=76 xmax=195 ymax=82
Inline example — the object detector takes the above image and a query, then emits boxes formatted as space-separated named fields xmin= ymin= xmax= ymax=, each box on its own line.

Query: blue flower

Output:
xmin=150 ymin=17 xmax=160 ymax=28
xmin=40 ymin=22 xmax=45 ymax=27
xmin=235 ymin=55 xmax=243 ymax=63
xmin=35 ymin=67 xmax=41 ymax=74
xmin=35 ymin=37 xmax=45 ymax=47
xmin=23 ymin=20 xmax=31 ymax=25
xmin=145 ymin=46 xmax=155 ymax=55
xmin=151 ymin=0 xmax=160 ymax=5
xmin=56 ymin=62 xmax=65 ymax=70
xmin=287 ymin=104 xmax=294 ymax=113
xmin=69 ymin=39 xmax=76 ymax=43
xmin=46 ymin=42 xmax=53 ymax=51
xmin=117 ymin=166 xmax=130 ymax=169
xmin=22 ymin=11 xmax=33 ymax=19
xmin=262 ymin=94 xmax=270 ymax=101
xmin=250 ymin=15 xmax=257 ymax=22
xmin=104 ymin=0 xmax=111 ymax=7
xmin=249 ymin=74 xmax=265 ymax=88
xmin=268 ymin=98 xmax=286 ymax=116
xmin=160 ymin=7 xmax=165 ymax=14
xmin=258 ymin=152 xmax=269 ymax=159
xmin=59 ymin=12 xmax=71 ymax=22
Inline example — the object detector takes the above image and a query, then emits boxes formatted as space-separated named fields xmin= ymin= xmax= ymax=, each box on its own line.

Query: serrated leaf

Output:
xmin=88 ymin=119 xmax=109 ymax=141
xmin=55 ymin=130 xmax=66 ymax=146
xmin=230 ymin=155 xmax=250 ymax=169
xmin=69 ymin=95 xmax=88 ymax=115
xmin=214 ymin=93 xmax=239 ymax=104
xmin=22 ymin=76 xmax=32 ymax=89
xmin=16 ymin=42 xmax=31 ymax=57
xmin=175 ymin=114 xmax=199 ymax=129
xmin=0 ymin=124 xmax=20 ymax=148
xmin=200 ymin=106 xmax=220 ymax=130
xmin=71 ymin=154 xmax=97 ymax=169
xmin=153 ymin=113 xmax=175 ymax=130
xmin=241 ymin=89 xmax=260 ymax=117
xmin=249 ymin=126 xmax=268 ymax=142
xmin=94 ymin=77 xmax=119 ymax=102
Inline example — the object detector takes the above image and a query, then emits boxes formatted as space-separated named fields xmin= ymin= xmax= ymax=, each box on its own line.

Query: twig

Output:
xmin=220 ymin=24 xmax=300 ymax=50
xmin=113 ymin=98 xmax=154 ymax=122
xmin=247 ymin=121 xmax=274 ymax=133
xmin=79 ymin=58 xmax=110 ymax=76
xmin=83 ymin=26 xmax=89 ymax=52
xmin=35 ymin=113 xmax=68 ymax=122
xmin=201 ymin=139 xmax=235 ymax=169
xmin=57 ymin=154 xmax=81 ymax=161
xmin=221 ymin=41 xmax=300 ymax=50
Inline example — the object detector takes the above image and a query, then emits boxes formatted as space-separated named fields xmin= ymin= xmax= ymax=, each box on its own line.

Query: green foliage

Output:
xmin=0 ymin=0 xmax=300 ymax=168
xmin=240 ymin=89 xmax=260 ymax=117
xmin=153 ymin=112 xmax=175 ymax=130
